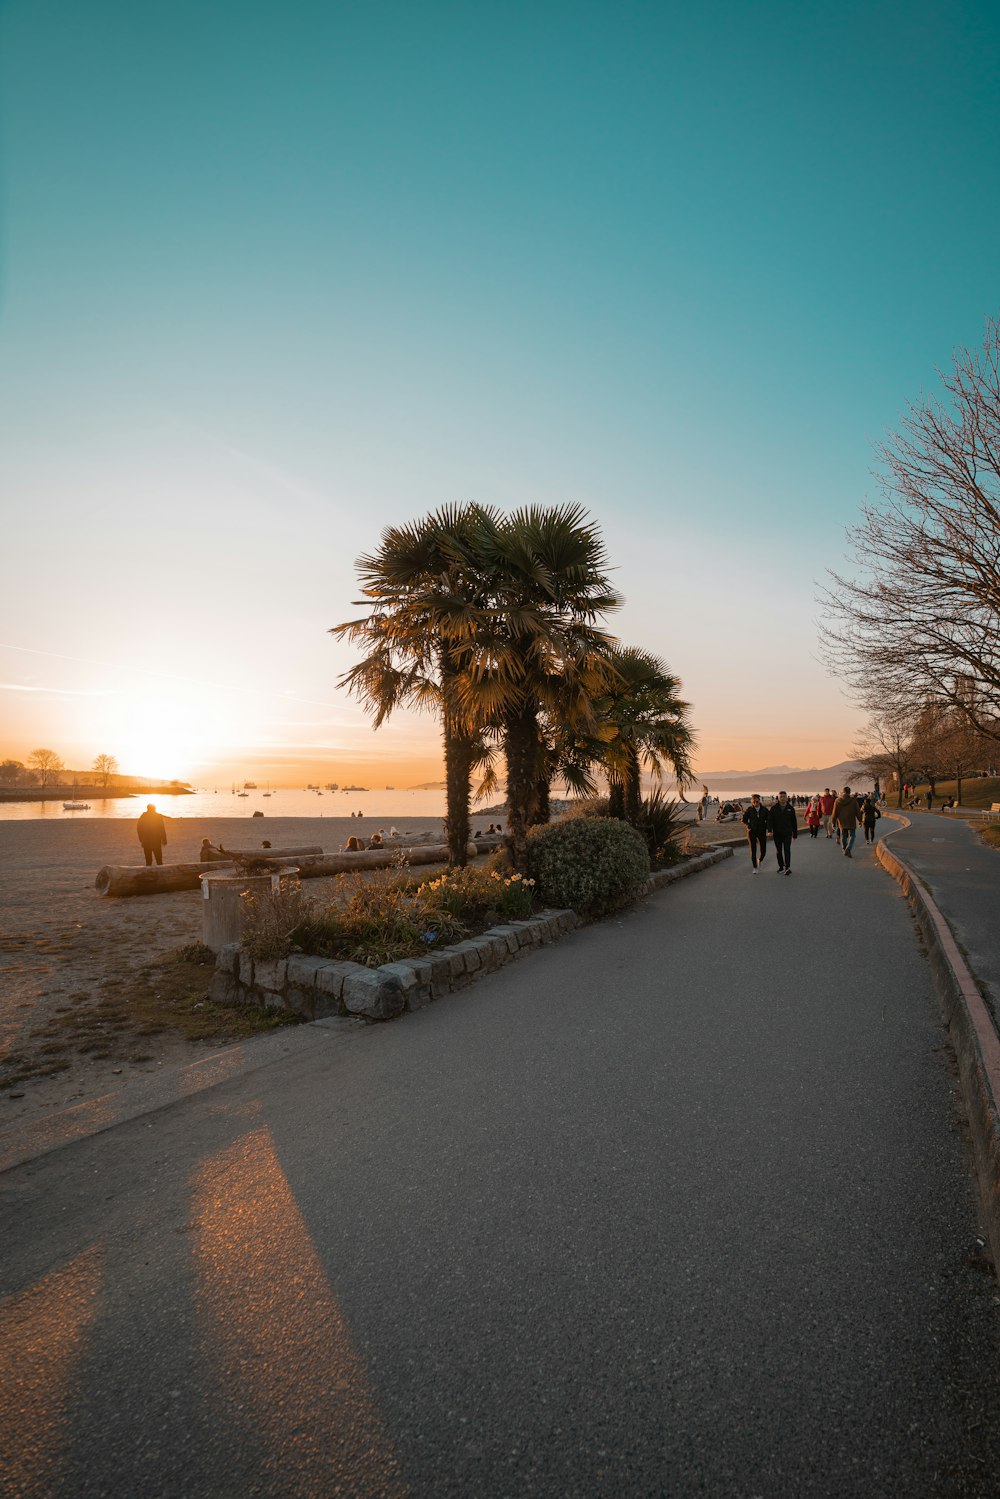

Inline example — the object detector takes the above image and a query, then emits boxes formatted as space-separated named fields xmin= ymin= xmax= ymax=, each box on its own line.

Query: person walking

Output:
xmin=832 ymin=785 xmax=860 ymax=858
xmin=741 ymin=794 xmax=769 ymax=872
xmin=861 ymin=794 xmax=881 ymax=845
xmin=805 ymin=795 xmax=823 ymax=839
xmin=768 ymin=789 xmax=798 ymax=875
xmin=137 ymin=803 xmax=167 ymax=866
xmin=819 ymin=787 xmax=836 ymax=839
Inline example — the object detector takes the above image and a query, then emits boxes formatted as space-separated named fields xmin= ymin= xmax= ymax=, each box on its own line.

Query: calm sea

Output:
xmin=0 ymin=787 xmax=453 ymax=822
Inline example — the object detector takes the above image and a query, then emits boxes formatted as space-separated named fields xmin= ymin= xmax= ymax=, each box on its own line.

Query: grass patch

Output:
xmin=907 ymin=775 xmax=1000 ymax=809
xmin=0 ymin=944 xmax=299 ymax=1092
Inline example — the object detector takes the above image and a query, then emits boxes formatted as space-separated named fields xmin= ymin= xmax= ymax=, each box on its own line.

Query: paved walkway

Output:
xmin=887 ymin=810 xmax=1000 ymax=1010
xmin=2 ymin=834 xmax=1000 ymax=1497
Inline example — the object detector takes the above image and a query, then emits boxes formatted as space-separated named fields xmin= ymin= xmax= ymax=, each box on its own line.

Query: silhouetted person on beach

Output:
xmin=137 ymin=804 xmax=167 ymax=866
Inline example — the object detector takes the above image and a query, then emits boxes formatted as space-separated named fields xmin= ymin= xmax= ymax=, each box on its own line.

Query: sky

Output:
xmin=2 ymin=0 xmax=999 ymax=785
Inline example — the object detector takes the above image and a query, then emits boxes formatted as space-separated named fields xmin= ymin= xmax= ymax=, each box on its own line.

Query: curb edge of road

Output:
xmin=876 ymin=818 xmax=1000 ymax=1273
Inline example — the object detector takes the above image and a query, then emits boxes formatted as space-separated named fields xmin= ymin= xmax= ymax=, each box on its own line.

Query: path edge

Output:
xmin=876 ymin=819 xmax=1000 ymax=1271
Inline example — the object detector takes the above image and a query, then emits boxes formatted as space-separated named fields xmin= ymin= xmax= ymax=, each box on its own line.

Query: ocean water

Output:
xmin=0 ymin=787 xmax=454 ymax=822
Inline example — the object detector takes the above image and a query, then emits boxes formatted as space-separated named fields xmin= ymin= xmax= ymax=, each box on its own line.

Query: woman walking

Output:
xmin=741 ymin=793 xmax=769 ymax=873
xmin=861 ymin=794 xmax=881 ymax=845
xmin=805 ymin=795 xmax=822 ymax=839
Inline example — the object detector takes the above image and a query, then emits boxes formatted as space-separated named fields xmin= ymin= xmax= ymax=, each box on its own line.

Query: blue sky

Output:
xmin=1 ymin=1 xmax=998 ymax=780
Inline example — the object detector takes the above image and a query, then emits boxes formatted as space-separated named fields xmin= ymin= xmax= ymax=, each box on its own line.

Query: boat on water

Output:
xmin=342 ymin=785 xmax=369 ymax=792
xmin=63 ymin=781 xmax=91 ymax=811
xmin=244 ymin=780 xmax=257 ymax=790
xmin=326 ymin=782 xmax=339 ymax=791
xmin=237 ymin=791 xmax=249 ymax=798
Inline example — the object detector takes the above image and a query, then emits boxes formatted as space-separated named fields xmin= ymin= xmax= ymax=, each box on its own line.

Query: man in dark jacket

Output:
xmin=768 ymin=790 xmax=798 ymax=875
xmin=741 ymin=793 xmax=769 ymax=872
xmin=137 ymin=804 xmax=167 ymax=866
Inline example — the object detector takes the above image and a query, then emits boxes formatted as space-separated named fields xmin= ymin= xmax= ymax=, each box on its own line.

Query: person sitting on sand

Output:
xmin=345 ymin=835 xmax=361 ymax=851
xmin=199 ymin=838 xmax=227 ymax=863
xmin=368 ymin=832 xmax=383 ymax=849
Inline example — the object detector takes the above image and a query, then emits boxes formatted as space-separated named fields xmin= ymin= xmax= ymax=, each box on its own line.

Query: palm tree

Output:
xmin=331 ymin=504 xmax=498 ymax=866
xmin=459 ymin=505 xmax=622 ymax=868
xmin=596 ymin=647 xmax=695 ymax=824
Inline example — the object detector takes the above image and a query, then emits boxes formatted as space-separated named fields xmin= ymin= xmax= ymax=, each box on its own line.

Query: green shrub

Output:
xmin=637 ymin=788 xmax=689 ymax=868
xmin=525 ymin=816 xmax=650 ymax=917
xmin=562 ymin=796 xmax=611 ymax=820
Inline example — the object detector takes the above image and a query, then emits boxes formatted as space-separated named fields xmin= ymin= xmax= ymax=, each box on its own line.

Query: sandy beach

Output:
xmin=0 ymin=814 xmax=448 ymax=1126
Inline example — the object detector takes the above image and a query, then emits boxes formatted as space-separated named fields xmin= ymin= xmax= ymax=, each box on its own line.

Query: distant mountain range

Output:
xmin=693 ymin=760 xmax=868 ymax=794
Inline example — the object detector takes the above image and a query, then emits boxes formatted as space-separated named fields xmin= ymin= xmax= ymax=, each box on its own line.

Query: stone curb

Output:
xmin=648 ymin=845 xmax=734 ymax=889
xmin=214 ymin=846 xmax=735 ymax=1022
xmin=875 ymin=817 xmax=1000 ymax=1273
xmin=212 ymin=908 xmax=582 ymax=1022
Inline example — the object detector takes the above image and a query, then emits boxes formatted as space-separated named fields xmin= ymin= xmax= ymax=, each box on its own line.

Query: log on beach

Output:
xmin=210 ymin=845 xmax=324 ymax=860
xmin=94 ymin=846 xmax=323 ymax=898
xmin=95 ymin=862 xmax=227 ymax=897
xmin=95 ymin=838 xmax=504 ymax=897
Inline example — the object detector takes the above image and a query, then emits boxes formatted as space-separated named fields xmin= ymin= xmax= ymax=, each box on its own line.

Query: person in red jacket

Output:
xmin=805 ymin=795 xmax=823 ymax=839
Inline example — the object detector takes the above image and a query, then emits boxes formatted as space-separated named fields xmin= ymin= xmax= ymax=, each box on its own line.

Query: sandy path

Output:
xmin=0 ymin=814 xmax=446 ymax=1126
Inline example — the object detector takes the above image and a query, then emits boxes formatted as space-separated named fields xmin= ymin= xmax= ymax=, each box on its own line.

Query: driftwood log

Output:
xmin=208 ymin=845 xmax=324 ymax=860
xmin=94 ymin=837 xmax=504 ymax=897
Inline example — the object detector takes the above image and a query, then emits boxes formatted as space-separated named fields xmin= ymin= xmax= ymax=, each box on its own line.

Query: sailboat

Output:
xmin=63 ymin=778 xmax=91 ymax=811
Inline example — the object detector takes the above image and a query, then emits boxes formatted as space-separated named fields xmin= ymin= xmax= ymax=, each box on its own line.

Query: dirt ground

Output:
xmin=0 ymin=815 xmax=446 ymax=1130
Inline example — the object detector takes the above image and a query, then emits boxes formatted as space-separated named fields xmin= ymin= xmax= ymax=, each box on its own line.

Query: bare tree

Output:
xmin=906 ymin=702 xmax=952 ymax=798
xmin=93 ymin=753 xmax=119 ymax=788
xmin=852 ymin=707 xmax=914 ymax=807
xmin=820 ymin=315 xmax=1000 ymax=743
xmin=27 ymin=748 xmax=64 ymax=788
xmin=0 ymin=759 xmax=24 ymax=786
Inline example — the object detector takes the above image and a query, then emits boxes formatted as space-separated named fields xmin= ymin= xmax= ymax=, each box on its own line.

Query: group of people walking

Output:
xmin=742 ymin=787 xmax=882 ymax=874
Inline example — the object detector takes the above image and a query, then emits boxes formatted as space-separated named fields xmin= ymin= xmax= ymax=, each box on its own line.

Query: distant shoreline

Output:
xmin=0 ymin=785 xmax=195 ymax=803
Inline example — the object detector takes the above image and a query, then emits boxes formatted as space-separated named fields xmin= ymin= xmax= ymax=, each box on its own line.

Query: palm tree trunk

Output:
xmin=531 ymin=774 xmax=550 ymax=826
xmin=442 ymin=721 xmax=473 ymax=866
xmin=624 ymin=748 xmax=642 ymax=825
xmin=504 ymin=703 xmax=540 ymax=869
xmin=608 ymin=781 xmax=625 ymax=819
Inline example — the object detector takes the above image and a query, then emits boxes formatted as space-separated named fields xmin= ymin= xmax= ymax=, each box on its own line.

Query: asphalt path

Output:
xmin=2 ymin=832 xmax=1000 ymax=1497
xmin=888 ymin=812 xmax=1000 ymax=1011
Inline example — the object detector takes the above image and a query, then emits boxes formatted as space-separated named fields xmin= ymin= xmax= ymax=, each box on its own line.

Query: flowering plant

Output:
xmin=416 ymin=862 xmax=535 ymax=922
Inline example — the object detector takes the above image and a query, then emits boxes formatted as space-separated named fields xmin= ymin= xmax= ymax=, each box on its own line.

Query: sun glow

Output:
xmin=100 ymin=689 xmax=240 ymax=781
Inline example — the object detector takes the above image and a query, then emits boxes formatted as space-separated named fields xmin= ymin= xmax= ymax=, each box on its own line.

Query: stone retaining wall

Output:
xmin=208 ymin=845 xmax=735 ymax=1023
xmin=875 ymin=826 xmax=1000 ymax=1276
